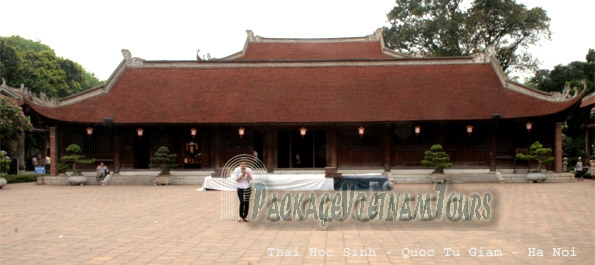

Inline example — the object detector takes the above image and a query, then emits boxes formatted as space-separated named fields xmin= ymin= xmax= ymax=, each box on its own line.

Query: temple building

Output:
xmin=2 ymin=29 xmax=585 ymax=177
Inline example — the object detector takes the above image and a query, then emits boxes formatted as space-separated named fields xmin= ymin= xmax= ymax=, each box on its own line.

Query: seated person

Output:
xmin=96 ymin=162 xmax=108 ymax=183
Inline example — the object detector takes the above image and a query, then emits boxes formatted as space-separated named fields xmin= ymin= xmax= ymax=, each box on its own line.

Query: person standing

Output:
xmin=576 ymin=157 xmax=584 ymax=181
xmin=45 ymin=155 xmax=51 ymax=173
xmin=234 ymin=161 xmax=253 ymax=222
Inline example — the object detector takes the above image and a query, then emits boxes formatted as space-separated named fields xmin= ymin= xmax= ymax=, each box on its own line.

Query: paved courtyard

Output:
xmin=0 ymin=180 xmax=593 ymax=264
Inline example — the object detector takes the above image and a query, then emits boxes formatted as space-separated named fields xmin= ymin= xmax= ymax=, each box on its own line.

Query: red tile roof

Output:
xmin=231 ymin=41 xmax=398 ymax=61
xmin=27 ymin=60 xmax=582 ymax=125
xmin=580 ymin=92 xmax=595 ymax=108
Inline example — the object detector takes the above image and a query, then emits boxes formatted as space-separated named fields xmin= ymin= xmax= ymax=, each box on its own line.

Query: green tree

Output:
xmin=526 ymin=49 xmax=594 ymax=160
xmin=383 ymin=0 xmax=550 ymax=75
xmin=84 ymin=71 xmax=102 ymax=88
xmin=421 ymin=144 xmax=453 ymax=173
xmin=0 ymin=94 xmax=33 ymax=153
xmin=526 ymin=49 xmax=595 ymax=93
xmin=59 ymin=144 xmax=95 ymax=176
xmin=149 ymin=146 xmax=177 ymax=175
xmin=0 ymin=35 xmax=102 ymax=97
xmin=516 ymin=141 xmax=554 ymax=172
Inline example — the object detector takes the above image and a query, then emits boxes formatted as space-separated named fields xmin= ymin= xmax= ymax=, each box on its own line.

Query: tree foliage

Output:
xmin=60 ymin=144 xmax=95 ymax=176
xmin=0 ymin=35 xmax=102 ymax=97
xmin=526 ymin=49 xmax=595 ymax=159
xmin=149 ymin=146 xmax=177 ymax=175
xmin=0 ymin=150 xmax=10 ymax=173
xmin=516 ymin=141 xmax=554 ymax=172
xmin=0 ymin=94 xmax=33 ymax=147
xmin=383 ymin=0 xmax=551 ymax=75
xmin=526 ymin=49 xmax=595 ymax=93
xmin=421 ymin=144 xmax=453 ymax=173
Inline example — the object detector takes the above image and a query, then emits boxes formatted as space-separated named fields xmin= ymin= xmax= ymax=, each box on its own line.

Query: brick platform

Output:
xmin=1 ymin=181 xmax=593 ymax=264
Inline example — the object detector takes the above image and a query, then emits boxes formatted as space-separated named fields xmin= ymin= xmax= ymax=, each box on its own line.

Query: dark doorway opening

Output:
xmin=314 ymin=130 xmax=327 ymax=168
xmin=277 ymin=130 xmax=326 ymax=168
xmin=278 ymin=131 xmax=290 ymax=168
xmin=253 ymin=131 xmax=263 ymax=162
xmin=134 ymin=132 xmax=150 ymax=169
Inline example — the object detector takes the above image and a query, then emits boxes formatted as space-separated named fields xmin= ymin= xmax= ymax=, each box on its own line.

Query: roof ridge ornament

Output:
xmin=246 ymin=30 xmax=262 ymax=42
xmin=473 ymin=45 xmax=497 ymax=63
xmin=121 ymin=49 xmax=144 ymax=66
xmin=506 ymin=79 xmax=585 ymax=102
xmin=122 ymin=49 xmax=132 ymax=61
xmin=1 ymin=80 xmax=59 ymax=106
xmin=0 ymin=79 xmax=23 ymax=100
xmin=366 ymin=28 xmax=383 ymax=41
xmin=550 ymin=80 xmax=585 ymax=101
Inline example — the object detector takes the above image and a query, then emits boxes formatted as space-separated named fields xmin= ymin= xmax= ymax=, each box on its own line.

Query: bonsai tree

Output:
xmin=60 ymin=144 xmax=95 ymax=176
xmin=149 ymin=146 xmax=177 ymax=175
xmin=421 ymin=144 xmax=453 ymax=173
xmin=516 ymin=141 xmax=554 ymax=173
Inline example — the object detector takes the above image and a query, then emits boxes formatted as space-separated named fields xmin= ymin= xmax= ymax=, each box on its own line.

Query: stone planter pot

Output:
xmin=431 ymin=173 xmax=446 ymax=183
xmin=0 ymin=177 xmax=7 ymax=189
xmin=155 ymin=176 xmax=171 ymax=185
xmin=526 ymin=173 xmax=547 ymax=183
xmin=68 ymin=175 xmax=89 ymax=185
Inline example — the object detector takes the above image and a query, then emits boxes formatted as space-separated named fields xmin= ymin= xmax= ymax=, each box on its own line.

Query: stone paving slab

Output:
xmin=0 ymin=181 xmax=594 ymax=264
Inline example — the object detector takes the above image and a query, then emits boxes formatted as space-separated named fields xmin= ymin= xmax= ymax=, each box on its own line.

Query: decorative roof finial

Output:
xmin=368 ymin=28 xmax=383 ymax=41
xmin=246 ymin=30 xmax=261 ymax=42
xmin=121 ymin=49 xmax=132 ymax=61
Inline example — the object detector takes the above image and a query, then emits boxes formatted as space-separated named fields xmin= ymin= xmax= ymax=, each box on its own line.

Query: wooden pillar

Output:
xmin=49 ymin=126 xmax=57 ymax=176
xmin=586 ymin=125 xmax=592 ymax=159
xmin=42 ymin=131 xmax=48 ymax=162
xmin=113 ymin=130 xmax=121 ymax=173
xmin=555 ymin=122 xmax=563 ymax=173
xmin=212 ymin=127 xmax=221 ymax=170
xmin=200 ymin=131 xmax=211 ymax=168
xmin=383 ymin=125 xmax=391 ymax=172
xmin=265 ymin=129 xmax=275 ymax=173
xmin=327 ymin=127 xmax=338 ymax=168
xmin=17 ymin=132 xmax=25 ymax=170
xmin=489 ymin=122 xmax=497 ymax=171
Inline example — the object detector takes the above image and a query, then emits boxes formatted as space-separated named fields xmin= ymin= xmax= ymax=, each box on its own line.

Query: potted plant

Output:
xmin=421 ymin=144 xmax=453 ymax=183
xmin=149 ymin=146 xmax=177 ymax=185
xmin=516 ymin=141 xmax=554 ymax=183
xmin=60 ymin=144 xmax=95 ymax=185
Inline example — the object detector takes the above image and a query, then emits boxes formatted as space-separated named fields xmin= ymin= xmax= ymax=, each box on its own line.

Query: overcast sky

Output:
xmin=2 ymin=0 xmax=593 ymax=81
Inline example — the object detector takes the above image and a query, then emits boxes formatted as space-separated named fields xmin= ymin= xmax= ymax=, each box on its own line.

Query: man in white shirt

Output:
xmin=234 ymin=162 xmax=253 ymax=222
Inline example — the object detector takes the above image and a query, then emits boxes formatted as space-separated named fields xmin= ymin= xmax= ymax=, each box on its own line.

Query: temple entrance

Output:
xmin=277 ymin=130 xmax=326 ymax=168
xmin=134 ymin=132 xmax=150 ymax=169
xmin=253 ymin=131 xmax=263 ymax=162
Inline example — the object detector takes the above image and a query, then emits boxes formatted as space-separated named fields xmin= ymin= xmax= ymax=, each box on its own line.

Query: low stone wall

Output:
xmin=37 ymin=175 xmax=70 ymax=185
xmin=36 ymin=169 xmax=576 ymax=185
xmin=500 ymin=172 xmax=575 ymax=183
xmin=388 ymin=170 xmax=575 ymax=184
xmin=37 ymin=171 xmax=211 ymax=185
